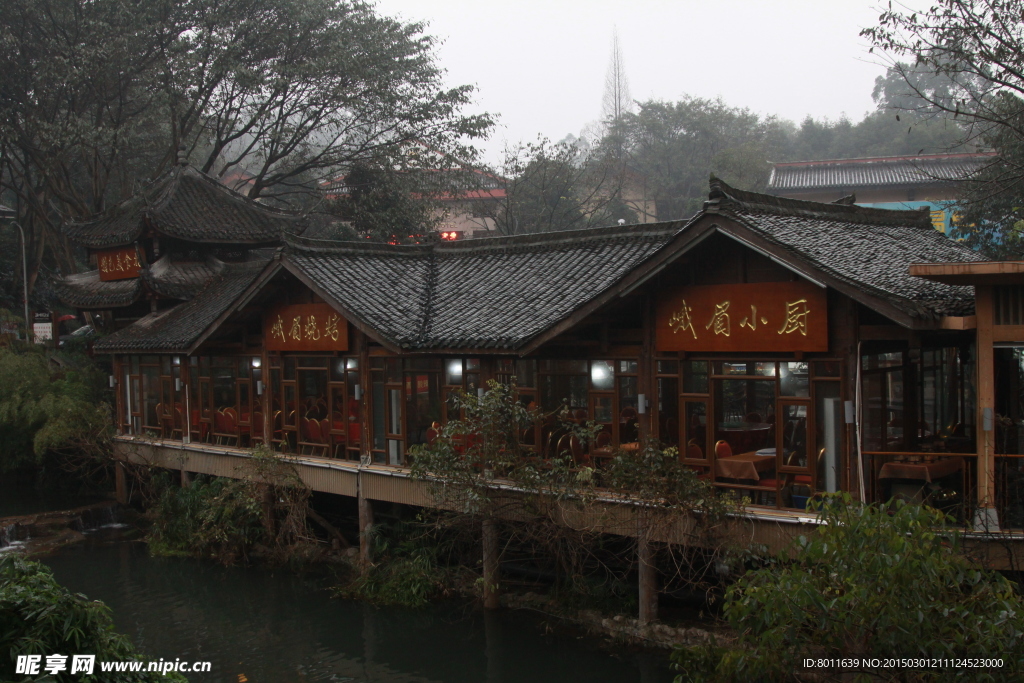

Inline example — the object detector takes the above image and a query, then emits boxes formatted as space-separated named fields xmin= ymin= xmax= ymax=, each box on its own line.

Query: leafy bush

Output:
xmin=673 ymin=494 xmax=1024 ymax=682
xmin=0 ymin=555 xmax=185 ymax=682
xmin=334 ymin=520 xmax=452 ymax=608
xmin=145 ymin=448 xmax=321 ymax=565
xmin=0 ymin=347 xmax=111 ymax=473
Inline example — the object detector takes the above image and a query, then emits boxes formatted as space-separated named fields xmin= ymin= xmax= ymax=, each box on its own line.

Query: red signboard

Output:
xmin=98 ymin=246 xmax=144 ymax=281
xmin=264 ymin=303 xmax=349 ymax=351
xmin=655 ymin=282 xmax=828 ymax=353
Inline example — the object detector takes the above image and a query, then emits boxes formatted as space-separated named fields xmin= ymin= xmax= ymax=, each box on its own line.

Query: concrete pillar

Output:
xmin=637 ymin=526 xmax=658 ymax=625
xmin=482 ymin=518 xmax=500 ymax=609
xmin=358 ymin=488 xmax=374 ymax=570
xmin=115 ymin=462 xmax=127 ymax=505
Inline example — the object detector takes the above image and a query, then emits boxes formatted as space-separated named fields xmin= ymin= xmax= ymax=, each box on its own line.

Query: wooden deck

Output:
xmin=113 ymin=436 xmax=1024 ymax=569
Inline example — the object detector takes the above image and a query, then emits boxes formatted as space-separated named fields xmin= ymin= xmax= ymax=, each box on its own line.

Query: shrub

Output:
xmin=0 ymin=555 xmax=185 ymax=682
xmin=673 ymin=494 xmax=1024 ymax=682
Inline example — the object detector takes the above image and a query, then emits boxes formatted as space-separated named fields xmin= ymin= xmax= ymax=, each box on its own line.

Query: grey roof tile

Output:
xmin=287 ymin=224 xmax=681 ymax=350
xmin=93 ymin=259 xmax=268 ymax=352
xmin=767 ymin=152 xmax=996 ymax=193
xmin=65 ymin=166 xmax=304 ymax=249
xmin=53 ymin=271 xmax=143 ymax=309
xmin=711 ymin=179 xmax=983 ymax=318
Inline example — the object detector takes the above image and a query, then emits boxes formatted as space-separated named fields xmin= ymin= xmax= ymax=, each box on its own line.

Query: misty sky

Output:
xmin=373 ymin=0 xmax=921 ymax=165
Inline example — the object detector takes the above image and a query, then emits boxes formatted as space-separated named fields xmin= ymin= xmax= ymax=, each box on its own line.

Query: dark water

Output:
xmin=41 ymin=530 xmax=676 ymax=683
xmin=0 ymin=474 xmax=107 ymax=517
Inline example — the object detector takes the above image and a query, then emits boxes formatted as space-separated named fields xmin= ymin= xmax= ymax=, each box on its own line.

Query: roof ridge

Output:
xmin=771 ymin=151 xmax=997 ymax=167
xmin=709 ymin=175 xmax=934 ymax=228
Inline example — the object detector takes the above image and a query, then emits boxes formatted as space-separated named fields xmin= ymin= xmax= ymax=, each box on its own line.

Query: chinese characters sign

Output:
xmin=264 ymin=303 xmax=348 ymax=351
xmin=97 ymin=246 xmax=144 ymax=281
xmin=655 ymin=282 xmax=827 ymax=352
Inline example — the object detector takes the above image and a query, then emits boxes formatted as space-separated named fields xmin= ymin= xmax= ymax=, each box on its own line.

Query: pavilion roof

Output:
xmin=766 ymin=152 xmax=996 ymax=193
xmin=64 ymin=165 xmax=305 ymax=249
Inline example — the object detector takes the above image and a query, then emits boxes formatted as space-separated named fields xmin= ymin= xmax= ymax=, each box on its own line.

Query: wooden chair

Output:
xmin=714 ymin=439 xmax=732 ymax=459
xmin=686 ymin=438 xmax=704 ymax=460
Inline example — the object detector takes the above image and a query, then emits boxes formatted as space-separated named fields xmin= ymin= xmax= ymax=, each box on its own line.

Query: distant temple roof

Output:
xmin=766 ymin=152 xmax=997 ymax=194
xmin=65 ymin=165 xmax=305 ymax=249
xmin=86 ymin=179 xmax=985 ymax=354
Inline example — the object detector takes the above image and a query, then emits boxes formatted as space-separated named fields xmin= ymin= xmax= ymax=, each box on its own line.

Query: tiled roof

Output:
xmin=65 ymin=165 xmax=305 ymax=249
xmin=141 ymin=254 xmax=224 ymax=300
xmin=710 ymin=179 xmax=983 ymax=318
xmin=93 ymin=259 xmax=269 ymax=352
xmin=52 ymin=271 xmax=143 ymax=309
xmin=285 ymin=223 xmax=682 ymax=350
xmin=767 ymin=152 xmax=996 ymax=193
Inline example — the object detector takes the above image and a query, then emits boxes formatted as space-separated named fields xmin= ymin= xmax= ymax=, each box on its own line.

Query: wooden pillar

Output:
xmin=115 ymin=462 xmax=127 ymax=505
xmin=637 ymin=523 xmax=658 ymax=625
xmin=180 ymin=469 xmax=191 ymax=488
xmin=358 ymin=483 xmax=374 ymax=570
xmin=975 ymin=286 xmax=998 ymax=529
xmin=482 ymin=517 xmax=500 ymax=609
xmin=638 ymin=294 xmax=654 ymax=441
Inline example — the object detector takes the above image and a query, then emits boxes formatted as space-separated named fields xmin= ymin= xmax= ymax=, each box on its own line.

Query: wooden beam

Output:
xmin=993 ymin=324 xmax=1024 ymax=342
xmin=940 ymin=315 xmax=977 ymax=330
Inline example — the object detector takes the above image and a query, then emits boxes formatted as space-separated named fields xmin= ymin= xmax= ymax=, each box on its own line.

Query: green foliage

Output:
xmin=146 ymin=474 xmax=264 ymax=563
xmin=0 ymin=555 xmax=185 ymax=682
xmin=145 ymin=448 xmax=320 ymax=565
xmin=0 ymin=347 xmax=112 ymax=473
xmin=483 ymin=137 xmax=635 ymax=235
xmin=673 ymin=494 xmax=1024 ymax=682
xmin=335 ymin=523 xmax=450 ymax=608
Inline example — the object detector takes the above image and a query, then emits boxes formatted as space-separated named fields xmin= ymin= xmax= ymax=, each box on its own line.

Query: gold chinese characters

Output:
xmin=666 ymin=298 xmax=812 ymax=341
xmin=99 ymin=251 xmax=142 ymax=274
xmin=270 ymin=311 xmax=344 ymax=345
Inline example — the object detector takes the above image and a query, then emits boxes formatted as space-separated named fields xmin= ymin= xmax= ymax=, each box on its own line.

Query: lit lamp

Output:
xmin=0 ymin=204 xmax=30 ymax=342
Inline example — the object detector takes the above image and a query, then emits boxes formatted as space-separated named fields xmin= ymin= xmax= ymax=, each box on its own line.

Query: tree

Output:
xmin=862 ymin=0 xmax=1024 ymax=256
xmin=673 ymin=495 xmax=1024 ymax=682
xmin=602 ymin=28 xmax=633 ymax=126
xmin=479 ymin=138 xmax=635 ymax=235
xmin=0 ymin=0 xmax=491 ymax=300
xmin=605 ymin=97 xmax=789 ymax=221
xmin=1 ymin=555 xmax=186 ymax=682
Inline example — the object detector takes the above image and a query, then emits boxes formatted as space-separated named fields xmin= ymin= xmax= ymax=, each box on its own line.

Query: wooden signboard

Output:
xmin=98 ymin=246 xmax=144 ymax=281
xmin=656 ymin=282 xmax=828 ymax=353
xmin=264 ymin=303 xmax=348 ymax=351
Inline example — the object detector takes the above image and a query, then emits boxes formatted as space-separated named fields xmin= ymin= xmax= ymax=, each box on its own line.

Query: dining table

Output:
xmin=878 ymin=456 xmax=964 ymax=483
xmin=715 ymin=451 xmax=776 ymax=480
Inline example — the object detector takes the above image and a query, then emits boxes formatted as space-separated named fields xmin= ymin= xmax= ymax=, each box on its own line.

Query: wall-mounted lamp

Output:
xmin=109 ymin=375 xmax=116 ymax=388
xmin=175 ymin=378 xmax=181 ymax=391
xmin=256 ymin=380 xmax=264 ymax=395
xmin=251 ymin=357 xmax=262 ymax=368
xmin=354 ymin=384 xmax=362 ymax=400
xmin=984 ymin=407 xmax=994 ymax=432
xmin=477 ymin=387 xmax=485 ymax=399
xmin=637 ymin=394 xmax=647 ymax=414
xmin=844 ymin=401 xmax=855 ymax=424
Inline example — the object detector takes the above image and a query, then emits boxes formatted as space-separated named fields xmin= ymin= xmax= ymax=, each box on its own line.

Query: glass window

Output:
xmin=754 ymin=362 xmax=776 ymax=377
xmin=658 ymin=376 xmax=679 ymax=447
xmin=619 ymin=376 xmax=639 ymax=443
xmin=780 ymin=362 xmax=809 ymax=397
xmin=714 ymin=379 xmax=775 ymax=455
xmin=515 ymin=360 xmax=536 ymax=388
xmin=388 ymin=388 xmax=402 ymax=435
xmin=445 ymin=359 xmax=463 ymax=385
xmin=372 ymin=377 xmax=385 ymax=451
xmin=405 ymin=369 xmax=441 ymax=447
xmin=619 ymin=360 xmax=638 ymax=374
xmin=590 ymin=361 xmax=615 ymax=390
xmin=683 ymin=361 xmax=709 ymax=394
xmin=656 ymin=359 xmax=678 ymax=375
xmin=683 ymin=401 xmax=708 ymax=461
xmin=813 ymin=360 xmax=841 ymax=378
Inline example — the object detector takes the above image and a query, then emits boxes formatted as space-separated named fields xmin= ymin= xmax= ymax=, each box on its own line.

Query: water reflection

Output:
xmin=42 ymin=532 xmax=674 ymax=683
